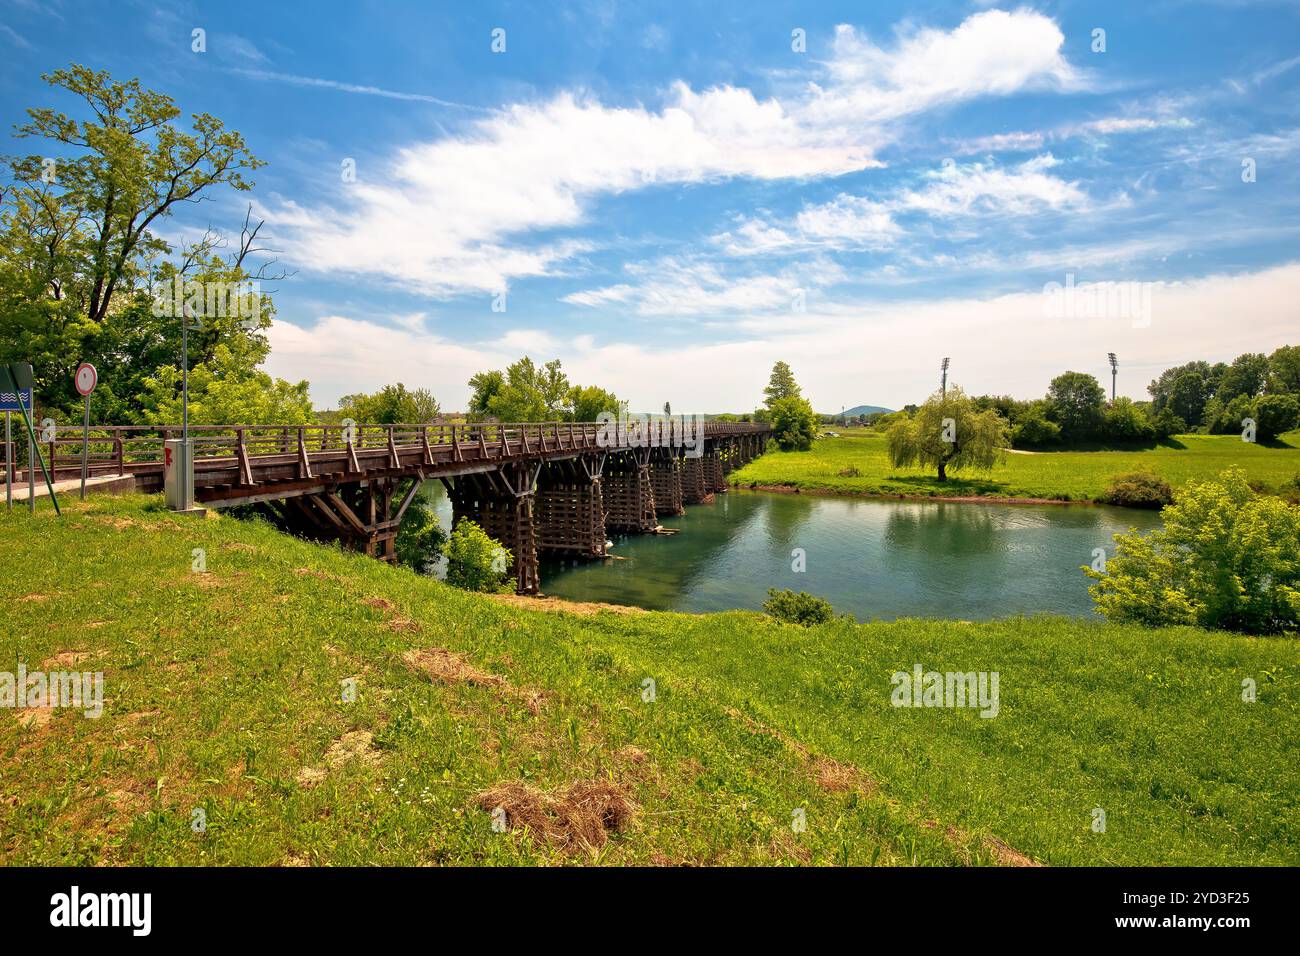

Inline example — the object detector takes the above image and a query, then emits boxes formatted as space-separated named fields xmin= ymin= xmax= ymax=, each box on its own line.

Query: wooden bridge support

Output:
xmin=649 ymin=448 xmax=684 ymax=517
xmin=603 ymin=448 xmax=658 ymax=533
xmin=535 ymin=455 xmax=607 ymax=559
xmin=281 ymin=474 xmax=425 ymax=562
xmin=680 ymin=455 xmax=713 ymax=505
xmin=442 ymin=462 xmax=541 ymax=594
xmin=704 ymin=448 xmax=728 ymax=494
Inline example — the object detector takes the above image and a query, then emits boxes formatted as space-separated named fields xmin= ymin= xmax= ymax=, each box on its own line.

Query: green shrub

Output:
xmin=763 ymin=588 xmax=834 ymax=626
xmin=1085 ymin=467 xmax=1300 ymax=633
xmin=1103 ymin=471 xmax=1174 ymax=509
xmin=445 ymin=519 xmax=512 ymax=593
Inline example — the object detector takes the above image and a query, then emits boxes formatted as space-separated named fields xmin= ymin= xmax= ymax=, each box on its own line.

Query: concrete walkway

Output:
xmin=6 ymin=473 xmax=136 ymax=502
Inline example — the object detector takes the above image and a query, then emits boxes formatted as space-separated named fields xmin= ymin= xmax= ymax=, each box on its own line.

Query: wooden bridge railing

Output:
xmin=37 ymin=420 xmax=770 ymax=477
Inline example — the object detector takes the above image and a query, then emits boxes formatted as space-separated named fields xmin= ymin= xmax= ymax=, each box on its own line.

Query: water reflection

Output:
xmin=421 ymin=483 xmax=1162 ymax=620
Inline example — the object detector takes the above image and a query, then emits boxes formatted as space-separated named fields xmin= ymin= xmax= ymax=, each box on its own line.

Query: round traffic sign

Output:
xmin=75 ymin=362 xmax=98 ymax=396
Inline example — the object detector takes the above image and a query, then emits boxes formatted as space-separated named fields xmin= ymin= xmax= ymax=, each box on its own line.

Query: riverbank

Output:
xmin=744 ymin=482 xmax=1089 ymax=506
xmin=729 ymin=430 xmax=1300 ymax=503
xmin=3 ymin=494 xmax=1295 ymax=866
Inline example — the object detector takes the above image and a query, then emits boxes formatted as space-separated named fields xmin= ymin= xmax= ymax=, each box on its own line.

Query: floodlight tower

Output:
xmin=941 ymin=357 xmax=950 ymax=399
xmin=1108 ymin=352 xmax=1118 ymax=404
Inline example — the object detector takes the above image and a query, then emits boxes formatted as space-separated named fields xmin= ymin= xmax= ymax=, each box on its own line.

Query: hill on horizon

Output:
xmin=838 ymin=404 xmax=894 ymax=418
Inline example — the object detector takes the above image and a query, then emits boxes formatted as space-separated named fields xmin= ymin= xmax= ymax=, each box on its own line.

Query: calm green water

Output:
xmin=424 ymin=485 xmax=1162 ymax=620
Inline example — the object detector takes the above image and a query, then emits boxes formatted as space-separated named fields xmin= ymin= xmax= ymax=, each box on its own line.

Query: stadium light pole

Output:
xmin=1108 ymin=352 xmax=1118 ymax=404
xmin=941 ymin=357 xmax=950 ymax=399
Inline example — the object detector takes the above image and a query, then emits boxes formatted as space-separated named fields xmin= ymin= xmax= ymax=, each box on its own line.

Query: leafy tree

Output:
xmin=1100 ymin=397 xmax=1155 ymax=442
xmin=1148 ymin=361 xmax=1222 ymax=427
xmin=394 ymin=498 xmax=446 ymax=574
xmin=1085 ymin=468 xmax=1300 ymax=633
xmin=1253 ymin=393 xmax=1300 ymax=441
xmin=467 ymin=369 xmax=504 ymax=418
xmin=444 ymin=519 xmax=512 ymax=593
xmin=1204 ymin=393 xmax=1256 ymax=435
xmin=768 ymin=395 xmax=819 ymax=451
xmin=135 ymin=337 xmax=311 ymax=425
xmin=763 ymin=361 xmax=801 ymax=408
xmin=1011 ymin=402 xmax=1061 ymax=447
xmin=1046 ymin=371 xmax=1106 ymax=441
xmin=1 ymin=65 xmax=264 ymax=417
xmin=1215 ymin=352 xmax=1270 ymax=403
xmin=338 ymin=383 xmax=440 ymax=424
xmin=887 ymin=385 xmax=1007 ymax=482
xmin=569 ymin=384 xmax=620 ymax=422
xmin=1267 ymin=345 xmax=1300 ymax=394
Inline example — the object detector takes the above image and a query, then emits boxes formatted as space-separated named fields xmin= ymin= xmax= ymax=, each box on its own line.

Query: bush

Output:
xmin=1084 ymin=467 xmax=1300 ymax=633
xmin=445 ymin=519 xmax=513 ymax=593
xmin=1103 ymin=471 xmax=1174 ymax=509
xmin=1149 ymin=407 xmax=1187 ymax=440
xmin=763 ymin=588 xmax=835 ymax=626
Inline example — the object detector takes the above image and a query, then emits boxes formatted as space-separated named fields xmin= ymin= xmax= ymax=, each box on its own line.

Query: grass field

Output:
xmin=2 ymin=495 xmax=1297 ymax=865
xmin=729 ymin=430 xmax=1300 ymax=502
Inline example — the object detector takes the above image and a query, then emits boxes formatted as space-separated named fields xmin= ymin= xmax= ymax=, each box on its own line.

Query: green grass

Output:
xmin=2 ymin=495 xmax=1297 ymax=865
xmin=731 ymin=429 xmax=1300 ymax=501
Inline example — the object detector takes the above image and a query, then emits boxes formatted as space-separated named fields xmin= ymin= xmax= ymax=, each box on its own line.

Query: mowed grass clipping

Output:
xmin=2 ymin=495 xmax=1297 ymax=865
xmin=730 ymin=429 xmax=1300 ymax=501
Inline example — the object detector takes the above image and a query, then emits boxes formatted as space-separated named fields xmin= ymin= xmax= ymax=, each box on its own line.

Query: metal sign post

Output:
xmin=4 ymin=412 xmax=10 ymax=511
xmin=0 ymin=363 xmax=59 ymax=516
xmin=75 ymin=362 xmax=98 ymax=500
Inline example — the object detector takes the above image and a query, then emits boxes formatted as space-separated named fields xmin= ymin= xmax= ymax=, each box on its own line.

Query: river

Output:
xmin=423 ymin=485 xmax=1162 ymax=620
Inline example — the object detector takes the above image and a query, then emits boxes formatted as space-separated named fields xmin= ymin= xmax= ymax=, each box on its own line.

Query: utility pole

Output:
xmin=941 ymin=357 xmax=950 ymax=399
xmin=1108 ymin=352 xmax=1118 ymax=404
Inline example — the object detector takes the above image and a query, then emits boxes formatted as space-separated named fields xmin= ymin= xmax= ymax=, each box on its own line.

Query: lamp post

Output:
xmin=1108 ymin=352 xmax=1118 ymax=404
xmin=941 ymin=357 xmax=950 ymax=399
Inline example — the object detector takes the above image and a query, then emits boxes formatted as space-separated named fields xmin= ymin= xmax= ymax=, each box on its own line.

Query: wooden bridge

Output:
xmin=26 ymin=419 xmax=771 ymax=593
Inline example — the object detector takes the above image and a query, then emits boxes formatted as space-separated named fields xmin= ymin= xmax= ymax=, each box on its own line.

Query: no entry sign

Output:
xmin=75 ymin=363 xmax=98 ymax=396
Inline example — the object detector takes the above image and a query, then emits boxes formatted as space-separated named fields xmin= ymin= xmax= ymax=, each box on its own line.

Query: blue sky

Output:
xmin=2 ymin=0 xmax=1299 ymax=412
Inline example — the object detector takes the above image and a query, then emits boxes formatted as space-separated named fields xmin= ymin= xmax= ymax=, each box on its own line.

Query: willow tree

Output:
xmin=887 ymin=385 xmax=1007 ymax=482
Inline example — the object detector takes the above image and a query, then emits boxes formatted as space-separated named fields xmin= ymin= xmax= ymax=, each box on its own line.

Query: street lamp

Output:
xmin=1108 ymin=352 xmax=1118 ymax=404
xmin=941 ymin=357 xmax=950 ymax=399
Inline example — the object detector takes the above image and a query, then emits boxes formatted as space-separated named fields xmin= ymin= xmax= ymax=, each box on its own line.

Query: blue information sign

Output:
xmin=0 ymin=386 xmax=33 ymax=413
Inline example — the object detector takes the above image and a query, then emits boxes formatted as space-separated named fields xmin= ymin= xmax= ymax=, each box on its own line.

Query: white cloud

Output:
xmin=269 ymin=9 xmax=1087 ymax=297
xmin=268 ymin=263 xmax=1300 ymax=413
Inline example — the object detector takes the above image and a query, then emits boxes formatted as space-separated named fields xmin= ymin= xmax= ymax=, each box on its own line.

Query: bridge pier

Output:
xmin=649 ymin=448 xmax=684 ymax=517
xmin=442 ymin=462 xmax=541 ymax=594
xmin=680 ymin=454 xmax=713 ymax=505
xmin=535 ymin=454 xmax=607 ymax=559
xmin=704 ymin=447 xmax=727 ymax=494
xmin=603 ymin=448 xmax=658 ymax=532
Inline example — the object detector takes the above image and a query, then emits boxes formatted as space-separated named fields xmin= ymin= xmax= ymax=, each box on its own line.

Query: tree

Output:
xmin=569 ymin=384 xmax=620 ymax=422
xmin=1046 ymin=371 xmax=1106 ymax=441
xmin=135 ymin=337 xmax=311 ymax=425
xmin=1267 ymin=345 xmax=1300 ymax=394
xmin=1215 ymin=352 xmax=1270 ymax=404
xmin=768 ymin=395 xmax=818 ymax=451
xmin=1085 ymin=468 xmax=1300 ymax=633
xmin=1148 ymin=361 xmax=1221 ymax=427
xmin=887 ymin=386 xmax=1007 ymax=482
xmin=1 ymin=65 xmax=264 ymax=415
xmin=467 ymin=370 xmax=504 ymax=418
xmin=763 ymin=361 xmax=802 ymax=408
xmin=1253 ymin=394 xmax=1300 ymax=441
xmin=1100 ymin=397 xmax=1155 ymax=442
xmin=338 ymin=383 xmax=440 ymax=423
